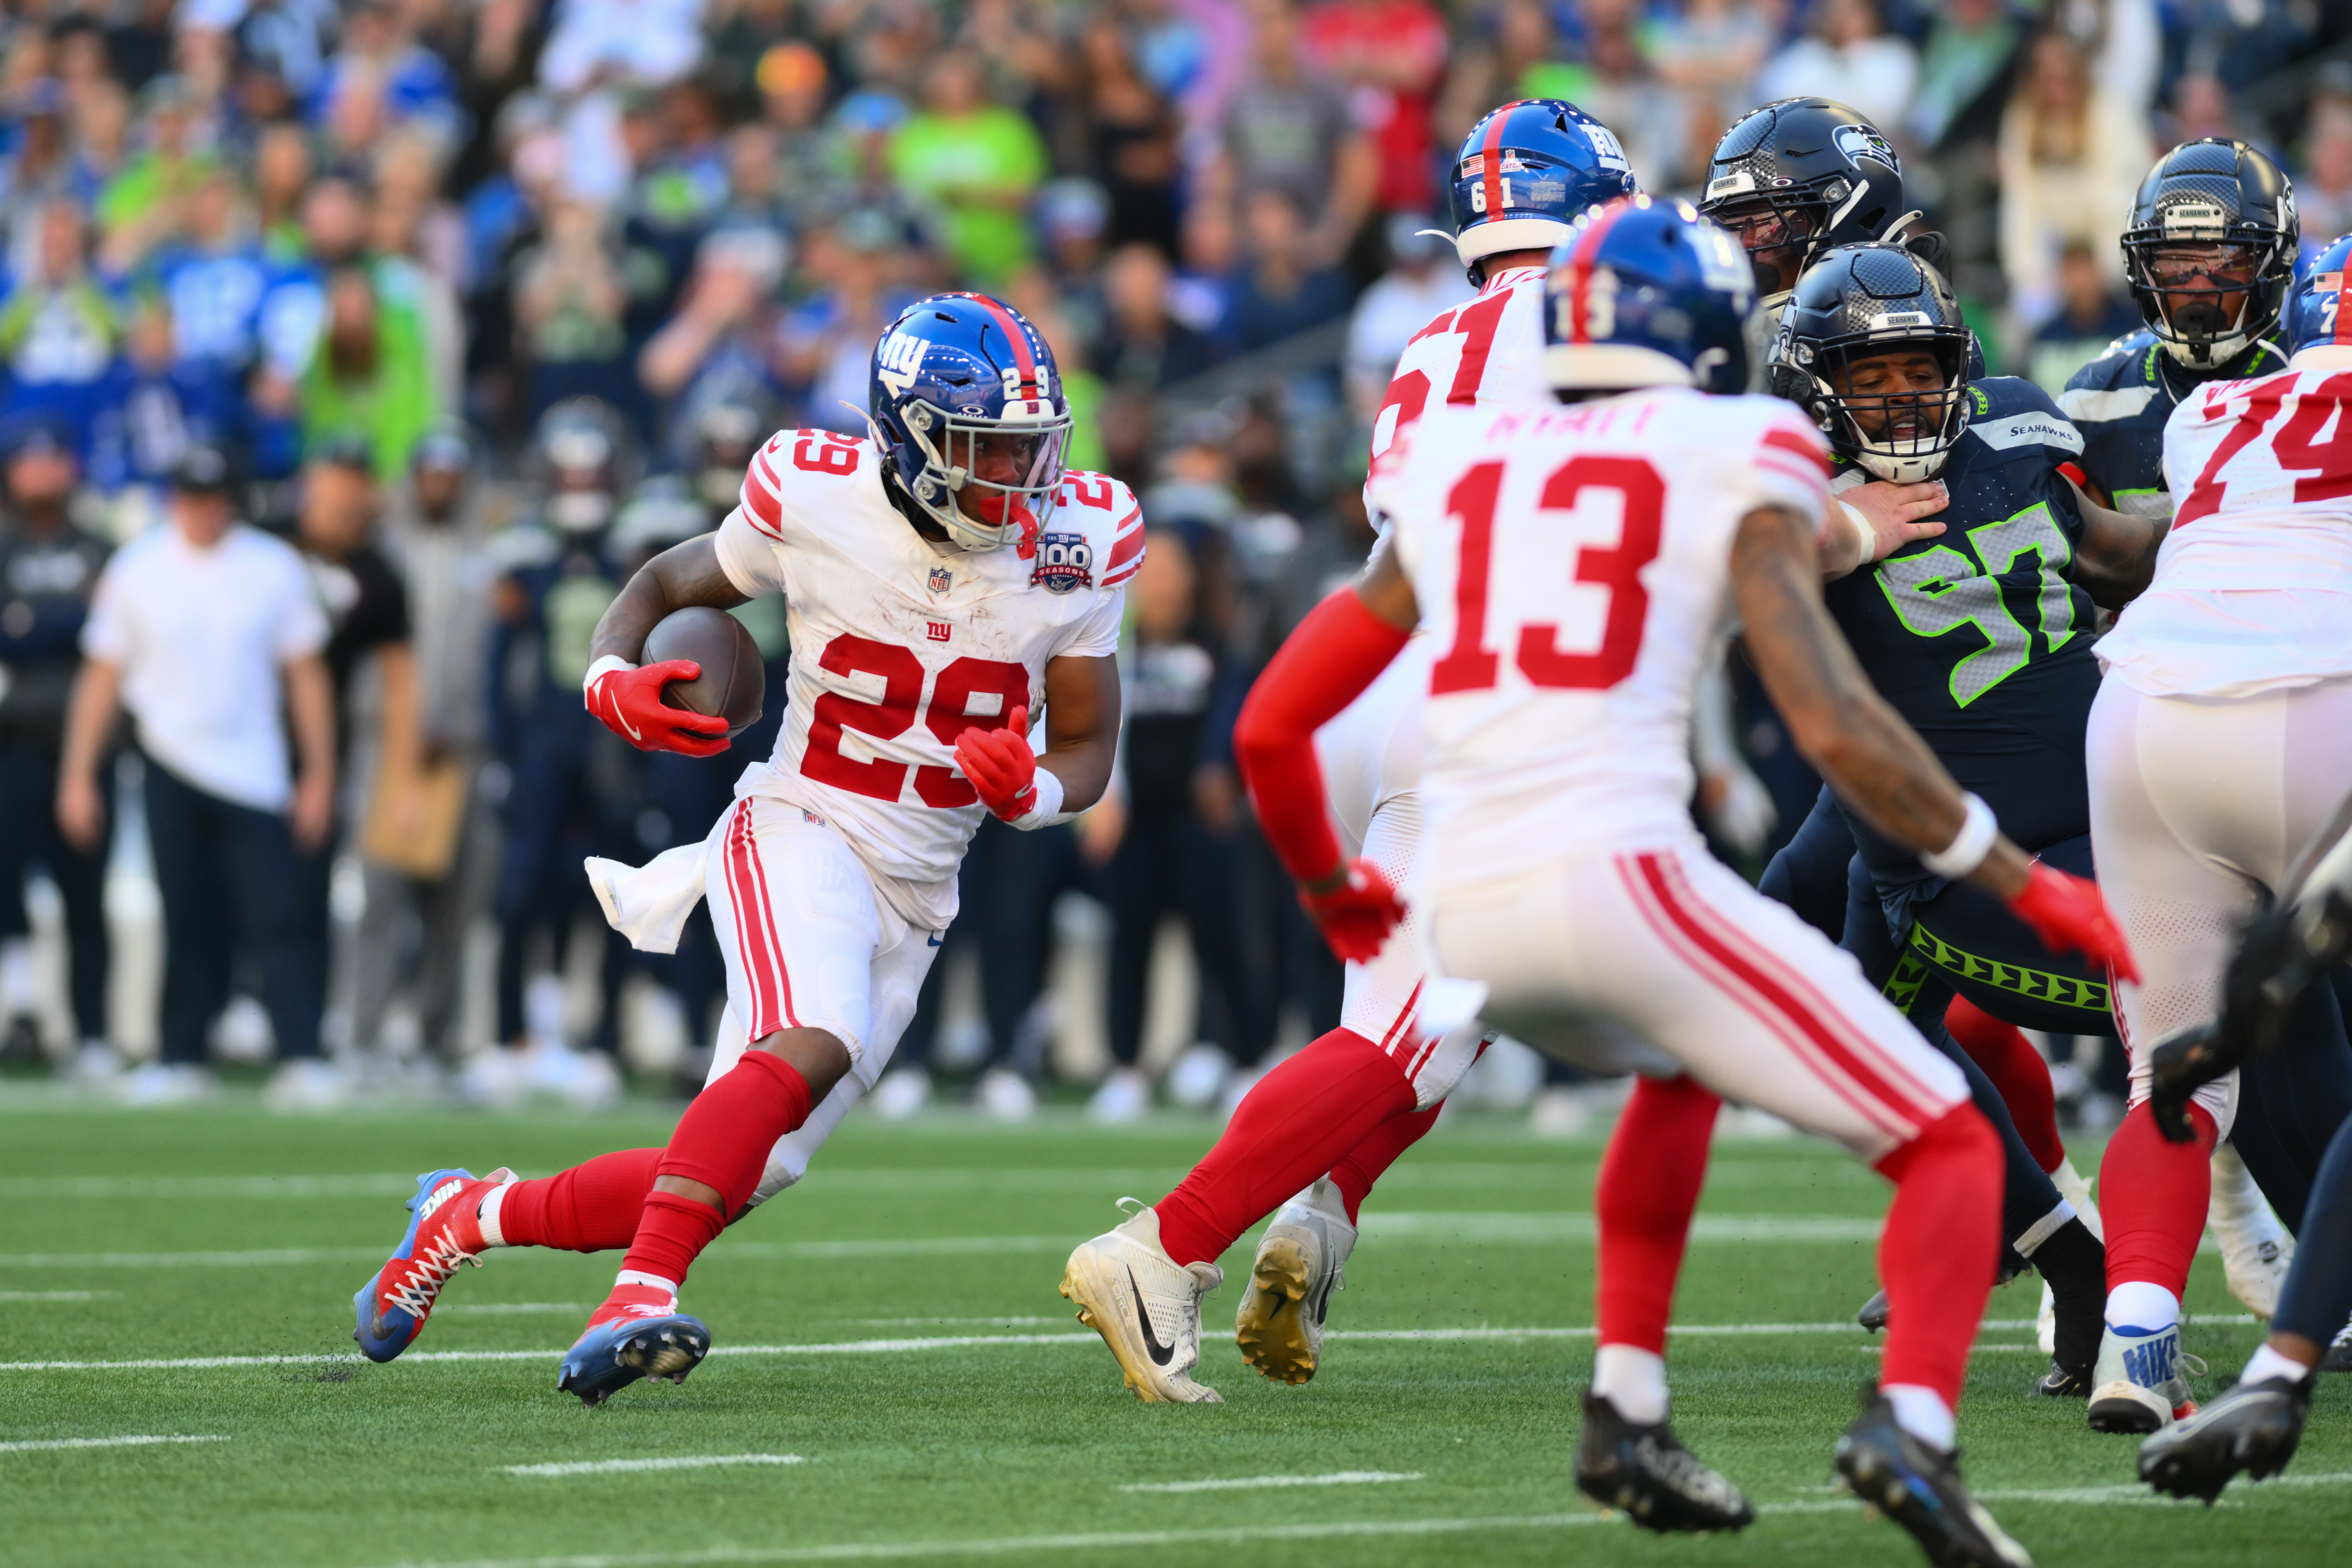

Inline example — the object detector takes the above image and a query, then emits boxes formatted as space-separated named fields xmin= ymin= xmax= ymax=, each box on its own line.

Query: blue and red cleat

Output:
xmin=352 ymin=1167 xmax=511 ymax=1363
xmin=557 ymin=1283 xmax=712 ymax=1406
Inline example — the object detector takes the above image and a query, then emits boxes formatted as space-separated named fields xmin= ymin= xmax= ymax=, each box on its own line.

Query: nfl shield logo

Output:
xmin=927 ymin=566 xmax=953 ymax=594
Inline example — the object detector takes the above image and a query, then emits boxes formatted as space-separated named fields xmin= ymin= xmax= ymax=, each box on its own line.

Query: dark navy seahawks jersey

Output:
xmin=2057 ymin=329 xmax=2287 ymax=518
xmin=1821 ymin=375 xmax=2098 ymax=857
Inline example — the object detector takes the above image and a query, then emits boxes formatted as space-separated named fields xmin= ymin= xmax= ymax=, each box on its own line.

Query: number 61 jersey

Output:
xmin=713 ymin=428 xmax=1138 ymax=928
xmin=1372 ymin=388 xmax=1828 ymax=894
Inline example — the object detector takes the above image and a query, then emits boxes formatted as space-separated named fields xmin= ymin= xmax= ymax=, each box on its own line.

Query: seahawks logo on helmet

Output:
xmin=1833 ymin=122 xmax=1900 ymax=174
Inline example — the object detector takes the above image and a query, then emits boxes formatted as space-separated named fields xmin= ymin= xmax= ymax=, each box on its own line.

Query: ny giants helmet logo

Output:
xmin=1029 ymin=532 xmax=1093 ymax=593
xmin=1832 ymin=122 xmax=1900 ymax=174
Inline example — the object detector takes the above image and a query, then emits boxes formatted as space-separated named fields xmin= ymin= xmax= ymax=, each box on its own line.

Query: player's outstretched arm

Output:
xmin=583 ymin=534 xmax=748 ymax=756
xmin=2061 ymin=477 xmax=2165 ymax=608
xmin=1731 ymin=503 xmax=2138 ymax=979
xmin=1232 ymin=542 xmax=1418 ymax=962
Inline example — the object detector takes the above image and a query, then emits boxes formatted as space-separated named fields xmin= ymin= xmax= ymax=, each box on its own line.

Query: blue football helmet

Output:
xmin=869 ymin=292 xmax=1072 ymax=552
xmin=2281 ymin=232 xmax=2349 ymax=362
xmin=1447 ymin=99 xmax=1638 ymax=284
xmin=1541 ymin=195 xmax=1756 ymax=396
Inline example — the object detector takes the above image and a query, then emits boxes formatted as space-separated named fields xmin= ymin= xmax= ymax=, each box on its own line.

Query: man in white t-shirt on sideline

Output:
xmin=56 ymin=442 xmax=338 ymax=1110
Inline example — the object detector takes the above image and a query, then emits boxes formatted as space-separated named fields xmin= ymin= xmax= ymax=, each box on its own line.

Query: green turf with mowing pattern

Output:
xmin=0 ymin=1097 xmax=2344 ymax=1568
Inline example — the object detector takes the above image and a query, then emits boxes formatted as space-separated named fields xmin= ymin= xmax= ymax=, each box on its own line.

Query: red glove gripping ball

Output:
xmin=586 ymin=660 xmax=732 ymax=757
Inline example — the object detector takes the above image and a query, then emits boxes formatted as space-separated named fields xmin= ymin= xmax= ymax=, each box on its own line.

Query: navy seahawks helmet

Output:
xmin=1770 ymin=244 xmax=1974 ymax=483
xmin=2122 ymin=139 xmax=2299 ymax=368
xmin=2285 ymin=231 xmax=2352 ymax=363
xmin=869 ymin=292 xmax=1071 ymax=552
xmin=1700 ymin=98 xmax=1909 ymax=300
xmin=1542 ymin=196 xmax=1756 ymax=395
xmin=1447 ymin=99 xmax=1638 ymax=285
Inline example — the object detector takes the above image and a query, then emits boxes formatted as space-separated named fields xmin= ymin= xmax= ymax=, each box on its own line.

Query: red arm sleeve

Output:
xmin=1233 ymin=588 xmax=1412 ymax=884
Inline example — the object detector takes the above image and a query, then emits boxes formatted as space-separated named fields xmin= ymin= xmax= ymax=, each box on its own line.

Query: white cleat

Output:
xmin=2207 ymin=1144 xmax=2292 ymax=1317
xmin=1236 ymin=1177 xmax=1357 ymax=1385
xmin=2087 ymin=1320 xmax=2201 ymax=1434
xmin=1060 ymin=1202 xmax=1224 ymax=1403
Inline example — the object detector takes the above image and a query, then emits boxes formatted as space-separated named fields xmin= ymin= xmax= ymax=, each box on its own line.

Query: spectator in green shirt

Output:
xmin=96 ymin=76 xmax=216 ymax=275
xmin=300 ymin=265 xmax=435 ymax=481
xmin=888 ymin=55 xmax=1049 ymax=288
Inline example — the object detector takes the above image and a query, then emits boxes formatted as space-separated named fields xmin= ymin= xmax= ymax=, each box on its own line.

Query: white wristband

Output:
xmin=583 ymin=654 xmax=636 ymax=692
xmin=1841 ymin=501 xmax=1876 ymax=567
xmin=1921 ymin=792 xmax=1998 ymax=879
xmin=1009 ymin=765 xmax=1068 ymax=830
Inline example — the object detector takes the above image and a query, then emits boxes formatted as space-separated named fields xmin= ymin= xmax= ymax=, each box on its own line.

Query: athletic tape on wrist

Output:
xmin=1841 ymin=501 xmax=1875 ymax=566
xmin=583 ymin=654 xmax=636 ymax=693
xmin=1010 ymin=766 xmax=1068 ymax=830
xmin=1920 ymin=792 xmax=1997 ymax=879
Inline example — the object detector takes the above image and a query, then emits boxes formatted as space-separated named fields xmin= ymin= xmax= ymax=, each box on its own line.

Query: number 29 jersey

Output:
xmin=1372 ymin=389 xmax=1829 ymax=894
xmin=713 ymin=428 xmax=1137 ymax=927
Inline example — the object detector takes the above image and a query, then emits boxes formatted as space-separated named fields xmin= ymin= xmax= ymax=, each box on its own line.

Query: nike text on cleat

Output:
xmin=2087 ymin=1321 xmax=2198 ymax=1434
xmin=350 ymin=1166 xmax=511 ymax=1364
xmin=1834 ymin=1385 xmax=2034 ymax=1568
xmin=1059 ymin=1203 xmax=1224 ymax=1404
xmin=1857 ymin=1289 xmax=1889 ymax=1334
xmin=2138 ymin=1374 xmax=2311 ymax=1503
xmin=556 ymin=1310 xmax=712 ymax=1407
xmin=1235 ymin=1177 xmax=1356 ymax=1386
xmin=1572 ymin=1390 xmax=1754 ymax=1533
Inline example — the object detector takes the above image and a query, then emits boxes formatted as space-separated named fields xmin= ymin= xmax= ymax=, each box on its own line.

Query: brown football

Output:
xmin=642 ymin=606 xmax=765 ymax=738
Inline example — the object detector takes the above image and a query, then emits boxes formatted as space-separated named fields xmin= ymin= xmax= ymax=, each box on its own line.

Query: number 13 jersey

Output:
xmin=713 ymin=428 xmax=1137 ymax=927
xmin=1373 ymin=388 xmax=1828 ymax=894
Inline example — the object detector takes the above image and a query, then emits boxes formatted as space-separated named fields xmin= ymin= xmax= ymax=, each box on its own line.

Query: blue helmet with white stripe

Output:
xmin=1541 ymin=196 xmax=1756 ymax=397
xmin=1447 ymin=99 xmax=1638 ymax=285
xmin=869 ymin=292 xmax=1072 ymax=553
xmin=2284 ymin=232 xmax=2352 ymax=365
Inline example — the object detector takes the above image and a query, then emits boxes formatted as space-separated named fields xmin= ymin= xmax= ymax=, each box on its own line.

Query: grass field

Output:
xmin=0 ymin=1093 xmax=2347 ymax=1568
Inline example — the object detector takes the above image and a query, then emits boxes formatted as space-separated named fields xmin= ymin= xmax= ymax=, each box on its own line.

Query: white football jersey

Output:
xmin=2098 ymin=366 xmax=2352 ymax=697
xmin=1373 ymin=389 xmax=1830 ymax=891
xmin=1367 ymin=264 xmax=1551 ymax=466
xmin=714 ymin=430 xmax=1137 ymax=926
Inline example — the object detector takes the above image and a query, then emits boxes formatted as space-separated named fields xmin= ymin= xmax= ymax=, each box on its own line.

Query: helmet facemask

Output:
xmin=1702 ymin=191 xmax=1824 ymax=300
xmin=1806 ymin=338 xmax=1969 ymax=483
xmin=897 ymin=397 xmax=1071 ymax=553
xmin=2126 ymin=236 xmax=2281 ymax=367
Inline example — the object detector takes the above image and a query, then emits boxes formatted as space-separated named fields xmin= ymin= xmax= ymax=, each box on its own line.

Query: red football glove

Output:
xmin=584 ymin=659 xmax=731 ymax=757
xmin=2008 ymin=861 xmax=2141 ymax=985
xmin=1301 ymin=858 xmax=1408 ymax=964
xmin=954 ymin=703 xmax=1038 ymax=821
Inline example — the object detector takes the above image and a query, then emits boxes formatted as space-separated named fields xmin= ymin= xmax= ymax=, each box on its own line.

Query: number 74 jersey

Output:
xmin=713 ymin=428 xmax=1137 ymax=928
xmin=1373 ymin=388 xmax=1829 ymax=891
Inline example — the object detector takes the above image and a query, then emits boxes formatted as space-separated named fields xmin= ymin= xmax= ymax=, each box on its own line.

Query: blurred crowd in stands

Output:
xmin=2 ymin=0 xmax=2349 ymax=1121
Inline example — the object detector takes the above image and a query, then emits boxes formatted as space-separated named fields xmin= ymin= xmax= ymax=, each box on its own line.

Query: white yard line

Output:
xmin=0 ymin=1434 xmax=226 ymax=1453
xmin=0 ymin=1291 xmax=108 ymax=1301
xmin=9 ymin=1314 xmax=2254 ymax=1372
xmin=506 ymin=1455 xmax=805 ymax=1478
xmin=1118 ymin=1471 xmax=1423 ymax=1493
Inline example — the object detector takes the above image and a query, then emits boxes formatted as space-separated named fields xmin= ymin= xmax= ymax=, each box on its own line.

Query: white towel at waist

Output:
xmin=585 ymin=816 xmax=721 ymax=953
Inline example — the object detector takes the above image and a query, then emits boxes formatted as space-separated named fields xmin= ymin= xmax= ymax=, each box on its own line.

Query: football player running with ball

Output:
xmin=349 ymin=294 xmax=1143 ymax=1404
xmin=1060 ymin=96 xmax=1635 ymax=1404
xmin=1245 ymin=196 xmax=2137 ymax=1567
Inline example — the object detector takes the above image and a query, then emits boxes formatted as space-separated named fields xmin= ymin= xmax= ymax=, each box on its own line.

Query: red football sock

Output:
xmin=2098 ymin=1098 xmax=2217 ymax=1298
xmin=1154 ymin=1027 xmax=1415 ymax=1267
xmin=496 ymin=1148 xmax=664 ymax=1253
xmin=1944 ymin=997 xmax=2064 ymax=1173
xmin=1594 ymin=1074 xmax=1720 ymax=1354
xmin=614 ymin=1050 xmax=813 ymax=1290
xmin=1329 ymin=1103 xmax=1443 ymax=1225
xmin=1873 ymin=1104 xmax=2004 ymax=1408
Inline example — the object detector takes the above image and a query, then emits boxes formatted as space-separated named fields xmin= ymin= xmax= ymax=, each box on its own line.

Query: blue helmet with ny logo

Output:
xmin=869 ymin=292 xmax=1072 ymax=553
xmin=2284 ymin=231 xmax=2352 ymax=367
xmin=1446 ymin=99 xmax=1638 ymax=284
xmin=1541 ymin=196 xmax=1756 ymax=396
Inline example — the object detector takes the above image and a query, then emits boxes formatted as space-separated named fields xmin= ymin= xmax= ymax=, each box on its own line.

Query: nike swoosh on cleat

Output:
xmin=1127 ymin=1269 xmax=1176 ymax=1367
